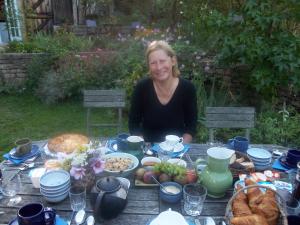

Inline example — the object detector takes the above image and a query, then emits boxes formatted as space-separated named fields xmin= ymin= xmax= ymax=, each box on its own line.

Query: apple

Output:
xmin=186 ymin=170 xmax=198 ymax=183
xmin=173 ymin=175 xmax=188 ymax=185
xmin=135 ymin=168 xmax=146 ymax=180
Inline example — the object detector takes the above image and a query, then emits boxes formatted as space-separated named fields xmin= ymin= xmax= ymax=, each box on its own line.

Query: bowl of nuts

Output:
xmin=103 ymin=152 xmax=139 ymax=177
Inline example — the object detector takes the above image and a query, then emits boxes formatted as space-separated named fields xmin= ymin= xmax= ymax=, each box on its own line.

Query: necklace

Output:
xmin=153 ymin=78 xmax=179 ymax=105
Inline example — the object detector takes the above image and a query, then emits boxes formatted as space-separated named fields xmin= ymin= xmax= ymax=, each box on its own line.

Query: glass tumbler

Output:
xmin=183 ymin=183 xmax=207 ymax=216
xmin=69 ymin=186 xmax=86 ymax=211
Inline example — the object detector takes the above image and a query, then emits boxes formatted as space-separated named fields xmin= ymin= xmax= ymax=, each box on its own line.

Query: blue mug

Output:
xmin=287 ymin=215 xmax=300 ymax=225
xmin=286 ymin=149 xmax=300 ymax=167
xmin=116 ymin=133 xmax=129 ymax=151
xmin=17 ymin=203 xmax=56 ymax=225
xmin=227 ymin=136 xmax=249 ymax=153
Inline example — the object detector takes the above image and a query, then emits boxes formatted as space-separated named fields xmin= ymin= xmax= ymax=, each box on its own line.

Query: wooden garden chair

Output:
xmin=83 ymin=89 xmax=125 ymax=136
xmin=205 ymin=107 xmax=255 ymax=143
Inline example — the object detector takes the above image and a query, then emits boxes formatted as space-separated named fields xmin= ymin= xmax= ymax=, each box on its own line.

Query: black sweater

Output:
xmin=129 ymin=77 xmax=197 ymax=142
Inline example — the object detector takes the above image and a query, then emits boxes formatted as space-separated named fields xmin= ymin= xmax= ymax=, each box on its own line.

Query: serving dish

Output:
xmin=103 ymin=152 xmax=139 ymax=177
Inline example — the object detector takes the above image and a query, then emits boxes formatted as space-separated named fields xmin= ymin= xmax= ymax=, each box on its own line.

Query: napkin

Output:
xmin=151 ymin=144 xmax=190 ymax=158
xmin=272 ymin=158 xmax=290 ymax=171
xmin=56 ymin=215 xmax=68 ymax=225
xmin=3 ymin=145 xmax=40 ymax=165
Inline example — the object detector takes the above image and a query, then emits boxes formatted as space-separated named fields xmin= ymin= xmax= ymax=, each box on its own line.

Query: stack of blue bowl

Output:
xmin=247 ymin=148 xmax=272 ymax=171
xmin=39 ymin=170 xmax=70 ymax=203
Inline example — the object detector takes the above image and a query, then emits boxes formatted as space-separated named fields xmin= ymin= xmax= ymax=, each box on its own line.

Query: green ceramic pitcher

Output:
xmin=199 ymin=147 xmax=234 ymax=198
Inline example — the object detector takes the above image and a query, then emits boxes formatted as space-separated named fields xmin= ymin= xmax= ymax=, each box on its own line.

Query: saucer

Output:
xmin=173 ymin=143 xmax=184 ymax=153
xmin=159 ymin=142 xmax=174 ymax=151
xmin=279 ymin=155 xmax=297 ymax=169
xmin=9 ymin=145 xmax=39 ymax=159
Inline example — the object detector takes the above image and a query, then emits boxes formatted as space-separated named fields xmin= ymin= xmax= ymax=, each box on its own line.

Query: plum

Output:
xmin=143 ymin=171 xmax=157 ymax=184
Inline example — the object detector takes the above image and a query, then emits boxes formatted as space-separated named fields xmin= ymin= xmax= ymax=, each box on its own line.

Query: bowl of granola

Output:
xmin=103 ymin=152 xmax=139 ymax=177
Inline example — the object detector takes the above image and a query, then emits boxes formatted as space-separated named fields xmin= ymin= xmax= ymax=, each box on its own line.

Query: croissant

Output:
xmin=230 ymin=214 xmax=269 ymax=225
xmin=251 ymin=189 xmax=279 ymax=225
xmin=232 ymin=184 xmax=252 ymax=217
xmin=244 ymin=178 xmax=264 ymax=210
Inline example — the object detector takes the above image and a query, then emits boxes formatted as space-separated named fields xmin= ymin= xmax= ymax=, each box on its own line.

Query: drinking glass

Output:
xmin=286 ymin=197 xmax=300 ymax=216
xmin=158 ymin=149 xmax=172 ymax=161
xmin=1 ymin=172 xmax=22 ymax=206
xmin=183 ymin=183 xmax=207 ymax=216
xmin=69 ymin=186 xmax=86 ymax=211
xmin=0 ymin=168 xmax=3 ymax=200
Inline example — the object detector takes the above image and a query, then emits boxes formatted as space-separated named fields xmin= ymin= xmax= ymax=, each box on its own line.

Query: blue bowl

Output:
xmin=159 ymin=182 xmax=182 ymax=203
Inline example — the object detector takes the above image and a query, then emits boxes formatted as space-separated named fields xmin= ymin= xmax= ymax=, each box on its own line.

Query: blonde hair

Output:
xmin=146 ymin=40 xmax=180 ymax=77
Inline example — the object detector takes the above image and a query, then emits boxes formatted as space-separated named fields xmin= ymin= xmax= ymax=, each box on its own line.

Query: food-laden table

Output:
xmin=0 ymin=142 xmax=288 ymax=225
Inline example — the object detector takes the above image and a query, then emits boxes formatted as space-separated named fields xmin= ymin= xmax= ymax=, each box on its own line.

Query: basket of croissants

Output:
xmin=225 ymin=178 xmax=288 ymax=225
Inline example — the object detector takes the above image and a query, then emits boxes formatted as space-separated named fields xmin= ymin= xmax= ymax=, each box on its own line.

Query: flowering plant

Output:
xmin=60 ymin=144 xmax=106 ymax=185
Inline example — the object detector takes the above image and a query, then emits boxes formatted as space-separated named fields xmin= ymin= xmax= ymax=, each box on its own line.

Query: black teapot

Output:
xmin=90 ymin=176 xmax=130 ymax=221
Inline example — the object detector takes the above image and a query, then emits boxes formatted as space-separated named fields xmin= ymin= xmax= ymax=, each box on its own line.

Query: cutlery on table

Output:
xmin=74 ymin=209 xmax=86 ymax=225
xmin=9 ymin=163 xmax=36 ymax=181
xmin=86 ymin=215 xmax=95 ymax=225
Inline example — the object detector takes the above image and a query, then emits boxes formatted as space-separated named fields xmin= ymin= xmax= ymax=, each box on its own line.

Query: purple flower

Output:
xmin=91 ymin=158 xmax=105 ymax=174
xmin=70 ymin=166 xmax=86 ymax=180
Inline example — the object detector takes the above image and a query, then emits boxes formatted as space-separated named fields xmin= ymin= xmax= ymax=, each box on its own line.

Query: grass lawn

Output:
xmin=0 ymin=94 xmax=128 ymax=154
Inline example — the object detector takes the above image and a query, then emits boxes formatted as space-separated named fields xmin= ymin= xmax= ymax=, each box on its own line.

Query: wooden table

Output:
xmin=0 ymin=142 xmax=288 ymax=225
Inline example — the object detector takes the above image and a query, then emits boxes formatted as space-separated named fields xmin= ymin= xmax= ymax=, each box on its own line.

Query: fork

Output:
xmin=9 ymin=163 xmax=35 ymax=181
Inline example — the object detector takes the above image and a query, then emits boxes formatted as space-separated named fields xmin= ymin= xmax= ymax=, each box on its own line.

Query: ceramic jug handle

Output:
xmin=95 ymin=191 xmax=105 ymax=214
xmin=194 ymin=157 xmax=207 ymax=182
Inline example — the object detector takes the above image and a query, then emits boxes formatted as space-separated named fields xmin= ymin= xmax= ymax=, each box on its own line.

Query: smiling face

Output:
xmin=148 ymin=49 xmax=176 ymax=82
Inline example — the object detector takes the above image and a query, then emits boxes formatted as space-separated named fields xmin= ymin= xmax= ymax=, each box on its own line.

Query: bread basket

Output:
xmin=225 ymin=184 xmax=288 ymax=225
xmin=229 ymin=151 xmax=255 ymax=180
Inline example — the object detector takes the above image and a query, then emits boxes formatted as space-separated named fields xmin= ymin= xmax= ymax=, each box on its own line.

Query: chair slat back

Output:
xmin=205 ymin=107 xmax=255 ymax=142
xmin=83 ymin=89 xmax=125 ymax=136
xmin=83 ymin=90 xmax=125 ymax=108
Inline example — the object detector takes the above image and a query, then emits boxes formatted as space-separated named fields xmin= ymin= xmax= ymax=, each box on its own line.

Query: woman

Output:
xmin=129 ymin=40 xmax=197 ymax=143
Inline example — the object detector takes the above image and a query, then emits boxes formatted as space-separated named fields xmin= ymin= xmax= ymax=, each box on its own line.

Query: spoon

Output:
xmin=151 ymin=176 xmax=173 ymax=194
xmin=86 ymin=215 xmax=95 ymax=225
xmin=74 ymin=209 xmax=86 ymax=224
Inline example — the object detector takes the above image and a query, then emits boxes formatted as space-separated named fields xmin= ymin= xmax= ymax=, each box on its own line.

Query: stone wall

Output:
xmin=0 ymin=53 xmax=44 ymax=88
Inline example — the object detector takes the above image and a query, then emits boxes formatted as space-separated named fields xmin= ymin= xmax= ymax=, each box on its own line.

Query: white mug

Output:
xmin=165 ymin=135 xmax=183 ymax=146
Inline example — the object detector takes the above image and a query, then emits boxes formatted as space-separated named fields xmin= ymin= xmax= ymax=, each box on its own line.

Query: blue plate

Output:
xmin=8 ymin=215 xmax=68 ymax=225
xmin=9 ymin=145 xmax=39 ymax=160
xmin=151 ymin=144 xmax=190 ymax=158
xmin=106 ymin=139 xmax=119 ymax=152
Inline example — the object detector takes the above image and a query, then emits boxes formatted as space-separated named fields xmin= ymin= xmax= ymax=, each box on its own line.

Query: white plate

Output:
xmin=40 ymin=170 xmax=70 ymax=188
xmin=247 ymin=148 xmax=272 ymax=160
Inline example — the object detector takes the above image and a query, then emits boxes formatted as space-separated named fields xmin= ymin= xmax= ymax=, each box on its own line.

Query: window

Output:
xmin=4 ymin=0 xmax=22 ymax=41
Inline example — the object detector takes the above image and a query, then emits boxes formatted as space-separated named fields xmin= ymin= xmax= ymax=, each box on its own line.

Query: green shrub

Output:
xmin=181 ymin=0 xmax=300 ymax=100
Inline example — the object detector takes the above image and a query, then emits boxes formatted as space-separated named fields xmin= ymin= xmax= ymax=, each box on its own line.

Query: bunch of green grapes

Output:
xmin=154 ymin=162 xmax=186 ymax=177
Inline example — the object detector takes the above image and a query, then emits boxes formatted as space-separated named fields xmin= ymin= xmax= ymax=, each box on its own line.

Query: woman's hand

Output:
xmin=182 ymin=133 xmax=193 ymax=143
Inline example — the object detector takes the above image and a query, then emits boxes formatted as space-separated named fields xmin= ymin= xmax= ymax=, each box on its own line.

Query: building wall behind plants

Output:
xmin=0 ymin=53 xmax=45 ymax=89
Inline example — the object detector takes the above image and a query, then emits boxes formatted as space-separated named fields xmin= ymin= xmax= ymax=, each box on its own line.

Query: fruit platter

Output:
xmin=135 ymin=158 xmax=198 ymax=187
